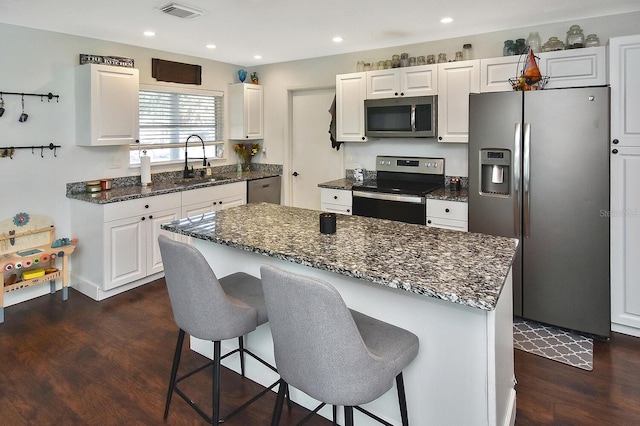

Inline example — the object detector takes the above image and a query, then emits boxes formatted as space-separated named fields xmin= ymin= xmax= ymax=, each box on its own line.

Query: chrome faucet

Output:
xmin=184 ymin=134 xmax=207 ymax=178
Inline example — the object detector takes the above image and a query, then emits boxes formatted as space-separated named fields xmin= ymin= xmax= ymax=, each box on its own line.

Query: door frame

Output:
xmin=284 ymin=84 xmax=337 ymax=206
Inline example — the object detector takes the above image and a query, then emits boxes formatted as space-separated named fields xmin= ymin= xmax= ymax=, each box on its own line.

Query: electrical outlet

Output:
xmin=109 ymin=155 xmax=121 ymax=169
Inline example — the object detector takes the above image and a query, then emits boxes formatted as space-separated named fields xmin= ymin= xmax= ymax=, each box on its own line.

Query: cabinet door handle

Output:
xmin=612 ymin=139 xmax=619 ymax=145
xmin=427 ymin=219 xmax=432 ymax=224
xmin=445 ymin=208 xmax=450 ymax=213
xmin=148 ymin=215 xmax=153 ymax=219
xmin=361 ymin=136 xmax=366 ymax=141
xmin=612 ymin=149 xmax=618 ymax=154
xmin=334 ymin=195 xmax=338 ymax=200
xmin=145 ymin=204 xmax=149 ymax=209
xmin=141 ymin=217 xmax=146 ymax=221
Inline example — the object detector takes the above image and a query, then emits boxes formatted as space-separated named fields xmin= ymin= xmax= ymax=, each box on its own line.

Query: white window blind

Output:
xmin=130 ymin=88 xmax=225 ymax=165
xmin=138 ymin=90 xmax=224 ymax=144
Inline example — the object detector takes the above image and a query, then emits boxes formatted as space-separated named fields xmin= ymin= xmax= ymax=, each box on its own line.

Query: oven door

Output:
xmin=352 ymin=191 xmax=426 ymax=225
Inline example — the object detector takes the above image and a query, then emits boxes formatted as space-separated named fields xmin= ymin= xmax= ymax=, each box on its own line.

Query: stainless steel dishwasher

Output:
xmin=247 ymin=176 xmax=281 ymax=204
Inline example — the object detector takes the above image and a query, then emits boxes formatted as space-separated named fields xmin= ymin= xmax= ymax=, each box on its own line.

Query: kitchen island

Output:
xmin=161 ymin=203 xmax=518 ymax=425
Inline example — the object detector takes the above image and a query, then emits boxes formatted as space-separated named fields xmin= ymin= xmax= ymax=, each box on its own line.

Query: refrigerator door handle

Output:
xmin=523 ymin=122 xmax=531 ymax=237
xmin=514 ymin=122 xmax=522 ymax=237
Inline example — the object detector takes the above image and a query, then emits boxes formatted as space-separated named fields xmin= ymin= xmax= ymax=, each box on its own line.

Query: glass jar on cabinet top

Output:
xmin=392 ymin=55 xmax=401 ymax=68
xmin=462 ymin=44 xmax=473 ymax=60
xmin=542 ymin=36 xmax=565 ymax=52
xmin=503 ymin=40 xmax=515 ymax=56
xmin=427 ymin=54 xmax=435 ymax=64
xmin=526 ymin=32 xmax=542 ymax=53
xmin=566 ymin=25 xmax=585 ymax=49
xmin=437 ymin=53 xmax=447 ymax=63
xmin=585 ymin=34 xmax=600 ymax=47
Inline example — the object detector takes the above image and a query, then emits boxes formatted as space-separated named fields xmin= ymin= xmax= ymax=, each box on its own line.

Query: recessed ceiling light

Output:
xmin=440 ymin=17 xmax=453 ymax=24
xmin=206 ymin=44 xmax=216 ymax=49
xmin=143 ymin=30 xmax=156 ymax=37
xmin=332 ymin=36 xmax=344 ymax=43
xmin=254 ymin=55 xmax=262 ymax=60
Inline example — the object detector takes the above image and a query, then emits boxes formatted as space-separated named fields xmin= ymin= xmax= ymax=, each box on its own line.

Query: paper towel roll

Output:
xmin=141 ymin=155 xmax=151 ymax=186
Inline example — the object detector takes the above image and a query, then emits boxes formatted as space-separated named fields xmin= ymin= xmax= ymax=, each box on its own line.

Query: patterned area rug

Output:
xmin=513 ymin=317 xmax=593 ymax=371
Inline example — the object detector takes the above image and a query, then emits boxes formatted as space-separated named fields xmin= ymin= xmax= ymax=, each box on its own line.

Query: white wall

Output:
xmin=256 ymin=12 xmax=640 ymax=179
xmin=0 ymin=23 xmax=240 ymax=306
xmin=1 ymin=12 xmax=638 ymax=306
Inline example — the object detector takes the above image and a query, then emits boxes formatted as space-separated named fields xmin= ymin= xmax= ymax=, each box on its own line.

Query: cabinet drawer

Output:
xmin=104 ymin=192 xmax=181 ymax=222
xmin=181 ymin=181 xmax=246 ymax=206
xmin=321 ymin=203 xmax=352 ymax=215
xmin=427 ymin=217 xmax=468 ymax=232
xmin=320 ymin=188 xmax=352 ymax=207
xmin=427 ymin=199 xmax=468 ymax=221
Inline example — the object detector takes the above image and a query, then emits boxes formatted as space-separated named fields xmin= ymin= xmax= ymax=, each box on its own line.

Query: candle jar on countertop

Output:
xmin=319 ymin=212 xmax=337 ymax=234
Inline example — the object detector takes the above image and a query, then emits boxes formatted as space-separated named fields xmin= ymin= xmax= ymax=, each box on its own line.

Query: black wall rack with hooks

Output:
xmin=0 ymin=143 xmax=61 ymax=159
xmin=0 ymin=91 xmax=60 ymax=102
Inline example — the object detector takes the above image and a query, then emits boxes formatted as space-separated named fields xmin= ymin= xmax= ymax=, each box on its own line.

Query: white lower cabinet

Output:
xmin=70 ymin=192 xmax=182 ymax=299
xmin=320 ymin=188 xmax=352 ymax=215
xmin=181 ymin=182 xmax=246 ymax=217
xmin=181 ymin=183 xmax=247 ymax=242
xmin=427 ymin=199 xmax=468 ymax=231
xmin=70 ymin=182 xmax=247 ymax=300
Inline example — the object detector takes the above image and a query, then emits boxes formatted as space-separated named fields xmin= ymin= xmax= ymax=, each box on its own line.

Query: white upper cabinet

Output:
xmin=336 ymin=72 xmax=368 ymax=142
xmin=610 ymin=36 xmax=640 ymax=147
xmin=366 ymin=65 xmax=437 ymax=99
xmin=542 ymin=46 xmax=607 ymax=89
xmin=75 ymin=64 xmax=139 ymax=146
xmin=437 ymin=60 xmax=480 ymax=143
xmin=480 ymin=56 xmax=522 ymax=93
xmin=228 ymin=83 xmax=264 ymax=140
xmin=480 ymin=47 xmax=607 ymax=93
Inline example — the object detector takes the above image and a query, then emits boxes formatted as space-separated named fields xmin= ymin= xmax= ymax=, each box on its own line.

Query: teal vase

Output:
xmin=237 ymin=69 xmax=247 ymax=83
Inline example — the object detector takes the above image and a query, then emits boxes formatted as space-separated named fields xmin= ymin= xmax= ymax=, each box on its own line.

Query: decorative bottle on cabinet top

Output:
xmin=526 ymin=32 xmax=542 ymax=53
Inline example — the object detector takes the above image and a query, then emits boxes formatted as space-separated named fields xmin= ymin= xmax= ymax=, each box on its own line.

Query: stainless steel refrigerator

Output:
xmin=468 ymin=87 xmax=610 ymax=338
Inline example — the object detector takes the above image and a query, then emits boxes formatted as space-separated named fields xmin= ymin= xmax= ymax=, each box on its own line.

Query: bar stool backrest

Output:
xmin=158 ymin=235 xmax=258 ymax=341
xmin=260 ymin=265 xmax=394 ymax=406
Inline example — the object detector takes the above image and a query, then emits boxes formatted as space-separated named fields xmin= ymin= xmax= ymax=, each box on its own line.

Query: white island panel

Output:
xmin=192 ymin=242 xmax=514 ymax=425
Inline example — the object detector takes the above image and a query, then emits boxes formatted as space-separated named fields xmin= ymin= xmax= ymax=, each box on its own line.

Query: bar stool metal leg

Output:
xmin=396 ymin=373 xmax=409 ymax=426
xmin=164 ymin=329 xmax=185 ymax=420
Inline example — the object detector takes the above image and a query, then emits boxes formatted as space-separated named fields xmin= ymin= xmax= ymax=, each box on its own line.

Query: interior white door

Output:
xmin=291 ymin=88 xmax=344 ymax=209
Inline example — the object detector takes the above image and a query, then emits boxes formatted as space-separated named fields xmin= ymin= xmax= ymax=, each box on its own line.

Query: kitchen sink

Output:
xmin=172 ymin=176 xmax=231 ymax=186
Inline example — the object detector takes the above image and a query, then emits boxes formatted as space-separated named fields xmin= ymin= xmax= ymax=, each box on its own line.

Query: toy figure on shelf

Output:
xmin=51 ymin=237 xmax=78 ymax=248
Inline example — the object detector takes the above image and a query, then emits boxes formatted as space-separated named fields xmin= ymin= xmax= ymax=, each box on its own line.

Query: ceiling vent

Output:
xmin=158 ymin=3 xmax=204 ymax=19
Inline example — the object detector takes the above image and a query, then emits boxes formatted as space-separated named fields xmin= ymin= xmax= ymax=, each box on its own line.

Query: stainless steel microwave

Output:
xmin=364 ymin=96 xmax=437 ymax=138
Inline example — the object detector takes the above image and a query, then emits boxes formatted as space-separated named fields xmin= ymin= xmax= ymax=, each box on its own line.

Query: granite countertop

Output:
xmin=66 ymin=166 xmax=282 ymax=204
xmin=318 ymin=178 xmax=469 ymax=202
xmin=162 ymin=203 xmax=518 ymax=311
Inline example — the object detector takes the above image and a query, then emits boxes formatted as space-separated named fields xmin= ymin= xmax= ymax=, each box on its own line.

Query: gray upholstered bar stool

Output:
xmin=158 ymin=235 xmax=282 ymax=424
xmin=261 ymin=265 xmax=420 ymax=426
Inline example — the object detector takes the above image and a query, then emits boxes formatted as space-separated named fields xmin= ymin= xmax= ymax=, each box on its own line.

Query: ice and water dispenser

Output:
xmin=480 ymin=149 xmax=511 ymax=195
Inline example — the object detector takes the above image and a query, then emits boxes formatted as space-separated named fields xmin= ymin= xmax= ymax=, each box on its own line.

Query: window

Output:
xmin=130 ymin=85 xmax=225 ymax=165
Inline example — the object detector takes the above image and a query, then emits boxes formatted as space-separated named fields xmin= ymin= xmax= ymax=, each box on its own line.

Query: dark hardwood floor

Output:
xmin=1 ymin=279 xmax=639 ymax=425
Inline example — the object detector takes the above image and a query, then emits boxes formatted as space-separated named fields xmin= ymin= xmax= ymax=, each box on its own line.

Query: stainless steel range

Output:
xmin=352 ymin=156 xmax=445 ymax=225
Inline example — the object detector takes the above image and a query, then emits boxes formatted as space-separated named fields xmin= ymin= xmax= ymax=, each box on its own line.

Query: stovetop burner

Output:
xmin=353 ymin=156 xmax=445 ymax=196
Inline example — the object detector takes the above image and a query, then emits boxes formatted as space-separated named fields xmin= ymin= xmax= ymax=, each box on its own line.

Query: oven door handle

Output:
xmin=352 ymin=190 xmax=425 ymax=204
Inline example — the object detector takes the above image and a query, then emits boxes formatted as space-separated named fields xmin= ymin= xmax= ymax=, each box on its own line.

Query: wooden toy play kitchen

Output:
xmin=1 ymin=213 xmax=76 ymax=323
